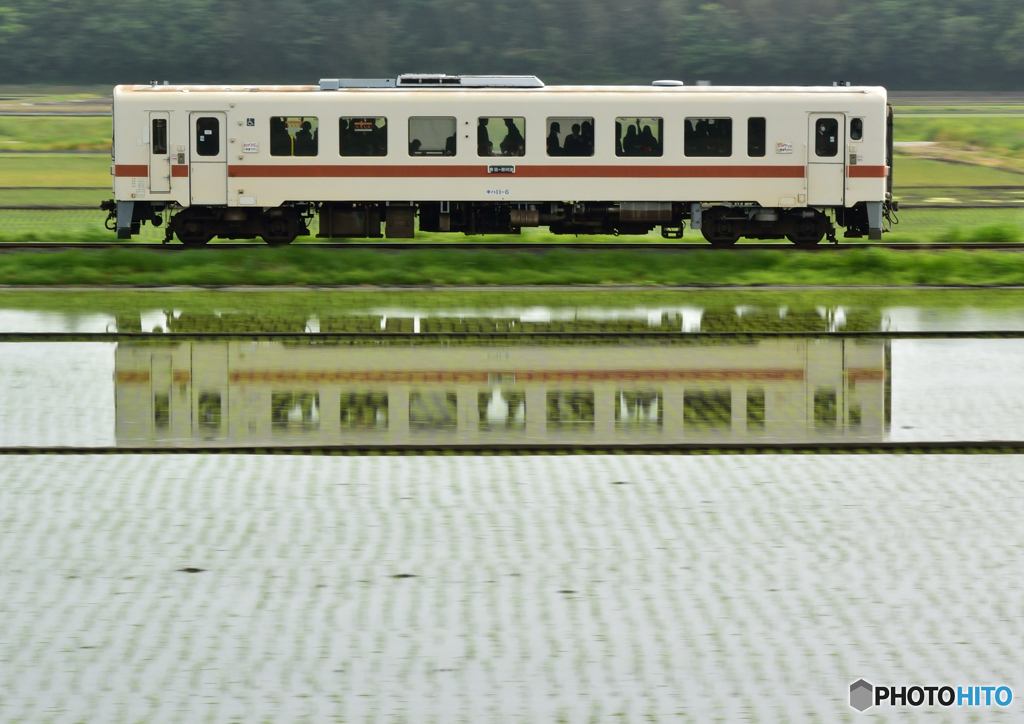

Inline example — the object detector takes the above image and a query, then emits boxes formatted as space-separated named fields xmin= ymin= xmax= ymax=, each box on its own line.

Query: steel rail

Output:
xmin=1 ymin=441 xmax=1022 ymax=455
xmin=0 ymin=331 xmax=1021 ymax=342
xmin=0 ymin=241 xmax=1023 ymax=252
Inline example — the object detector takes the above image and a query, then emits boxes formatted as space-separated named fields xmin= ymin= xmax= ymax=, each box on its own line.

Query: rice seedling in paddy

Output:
xmin=6 ymin=454 xmax=1020 ymax=721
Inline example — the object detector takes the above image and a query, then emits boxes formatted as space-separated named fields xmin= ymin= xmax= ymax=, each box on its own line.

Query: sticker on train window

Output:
xmin=776 ymin=142 xmax=793 ymax=154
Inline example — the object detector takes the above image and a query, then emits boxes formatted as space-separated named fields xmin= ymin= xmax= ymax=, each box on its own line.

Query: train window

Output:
xmin=546 ymin=391 xmax=595 ymax=427
xmin=747 ymin=117 xmax=766 ymax=157
xmin=478 ymin=117 xmax=525 ymax=157
xmin=270 ymin=116 xmax=318 ymax=157
xmin=271 ymin=392 xmax=320 ymax=429
xmin=409 ymin=117 xmax=457 ymax=156
xmin=615 ymin=391 xmax=663 ymax=427
xmin=683 ymin=389 xmax=731 ymax=429
xmin=814 ymin=388 xmax=838 ymax=427
xmin=546 ymin=117 xmax=594 ymax=157
xmin=616 ymin=117 xmax=663 ymax=157
xmin=409 ymin=391 xmax=458 ymax=428
xmin=684 ymin=118 xmax=732 ymax=157
xmin=153 ymin=393 xmax=169 ymax=429
xmin=152 ymin=119 xmax=168 ymax=155
xmin=815 ymin=118 xmax=839 ymax=157
xmin=195 ymin=117 xmax=220 ymax=157
xmin=478 ymin=389 xmax=526 ymax=429
xmin=198 ymin=392 xmax=221 ymax=429
xmin=340 ymin=392 xmax=389 ymax=429
xmin=850 ymin=118 xmax=864 ymax=142
xmin=746 ymin=389 xmax=765 ymax=428
xmin=340 ymin=117 xmax=387 ymax=157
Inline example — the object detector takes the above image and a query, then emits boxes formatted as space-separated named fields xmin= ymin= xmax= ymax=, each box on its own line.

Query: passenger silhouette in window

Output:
xmin=270 ymin=116 xmax=292 ymax=156
xmin=444 ymin=134 xmax=457 ymax=156
xmin=615 ymin=121 xmax=623 ymax=156
xmin=563 ymin=124 xmax=583 ymax=156
xmin=477 ymin=118 xmax=491 ymax=156
xmin=499 ymin=118 xmax=525 ymax=156
xmin=409 ymin=139 xmax=423 ymax=155
xmin=581 ymin=120 xmax=594 ymax=156
xmin=293 ymin=120 xmax=316 ymax=156
xmin=622 ymin=124 xmax=640 ymax=156
xmin=547 ymin=121 xmax=562 ymax=156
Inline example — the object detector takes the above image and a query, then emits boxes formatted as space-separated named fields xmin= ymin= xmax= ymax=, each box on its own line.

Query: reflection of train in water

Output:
xmin=114 ymin=334 xmax=889 ymax=447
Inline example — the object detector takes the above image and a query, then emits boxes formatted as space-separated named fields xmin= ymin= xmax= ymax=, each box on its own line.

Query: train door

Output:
xmin=807 ymin=114 xmax=845 ymax=206
xmin=149 ymin=112 xmax=170 ymax=193
xmin=189 ymin=112 xmax=227 ymax=205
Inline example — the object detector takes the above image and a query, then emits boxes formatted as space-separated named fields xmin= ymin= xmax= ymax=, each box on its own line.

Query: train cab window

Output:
xmin=270 ymin=116 xmax=318 ymax=157
xmin=815 ymin=118 xmax=839 ymax=157
xmin=850 ymin=118 xmax=864 ymax=142
xmin=684 ymin=117 xmax=732 ymax=157
xmin=546 ymin=117 xmax=594 ymax=157
xmin=616 ymin=117 xmax=663 ymax=157
xmin=195 ymin=117 xmax=220 ymax=157
xmin=747 ymin=117 xmax=766 ymax=157
xmin=152 ymin=119 xmax=168 ymax=155
xmin=340 ymin=117 xmax=387 ymax=156
xmin=409 ymin=117 xmax=457 ymax=156
xmin=478 ymin=117 xmax=525 ymax=157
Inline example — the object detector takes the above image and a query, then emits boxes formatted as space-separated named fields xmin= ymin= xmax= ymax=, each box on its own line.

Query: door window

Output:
xmin=152 ymin=119 xmax=168 ymax=155
xmin=814 ymin=118 xmax=839 ymax=157
xmin=195 ymin=117 xmax=220 ymax=157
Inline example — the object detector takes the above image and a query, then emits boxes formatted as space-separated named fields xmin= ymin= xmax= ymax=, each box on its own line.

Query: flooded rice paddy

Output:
xmin=1 ymin=291 xmax=1023 ymax=722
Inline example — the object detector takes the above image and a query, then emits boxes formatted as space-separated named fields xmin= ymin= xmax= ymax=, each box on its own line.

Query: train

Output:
xmin=103 ymin=74 xmax=895 ymax=246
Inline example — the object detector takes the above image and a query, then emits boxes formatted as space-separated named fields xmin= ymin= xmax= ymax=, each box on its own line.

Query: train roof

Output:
xmin=116 ymin=74 xmax=885 ymax=96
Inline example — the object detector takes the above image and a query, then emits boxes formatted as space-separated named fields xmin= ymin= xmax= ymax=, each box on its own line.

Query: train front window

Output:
xmin=850 ymin=118 xmax=864 ymax=141
xmin=477 ymin=117 xmax=525 ymax=157
xmin=747 ymin=117 xmax=766 ymax=157
xmin=195 ymin=117 xmax=219 ymax=157
xmin=152 ymin=119 xmax=168 ymax=155
xmin=340 ymin=117 xmax=387 ymax=157
xmin=546 ymin=117 xmax=594 ymax=157
xmin=685 ymin=117 xmax=732 ymax=157
xmin=409 ymin=117 xmax=456 ymax=156
xmin=270 ymin=116 xmax=318 ymax=157
xmin=815 ymin=118 xmax=839 ymax=157
xmin=616 ymin=117 xmax=662 ymax=157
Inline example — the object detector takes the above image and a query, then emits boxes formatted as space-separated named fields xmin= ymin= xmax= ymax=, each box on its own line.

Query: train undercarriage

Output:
xmin=104 ymin=199 xmax=892 ymax=246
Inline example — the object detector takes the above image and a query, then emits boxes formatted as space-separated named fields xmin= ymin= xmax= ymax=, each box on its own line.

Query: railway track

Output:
xmin=0 ymin=241 xmax=1022 ymax=252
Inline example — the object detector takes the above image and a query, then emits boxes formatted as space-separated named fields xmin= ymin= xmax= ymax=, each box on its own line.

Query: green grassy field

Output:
xmin=0 ymin=246 xmax=1021 ymax=286
xmin=0 ymin=116 xmax=110 ymax=151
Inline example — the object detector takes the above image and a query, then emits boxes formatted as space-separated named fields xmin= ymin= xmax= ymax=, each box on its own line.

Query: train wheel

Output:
xmin=176 ymin=227 xmax=212 ymax=247
xmin=786 ymin=217 xmax=825 ymax=247
xmin=261 ymin=215 xmax=298 ymax=246
xmin=701 ymin=208 xmax=739 ymax=246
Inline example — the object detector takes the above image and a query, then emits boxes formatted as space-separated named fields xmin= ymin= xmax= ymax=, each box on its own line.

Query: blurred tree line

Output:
xmin=1 ymin=0 xmax=1023 ymax=89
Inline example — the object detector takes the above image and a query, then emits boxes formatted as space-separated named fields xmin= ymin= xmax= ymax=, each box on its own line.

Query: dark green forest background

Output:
xmin=1 ymin=0 xmax=1023 ymax=88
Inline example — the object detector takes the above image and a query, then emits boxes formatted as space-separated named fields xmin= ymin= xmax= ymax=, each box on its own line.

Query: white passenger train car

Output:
xmin=105 ymin=75 xmax=894 ymax=245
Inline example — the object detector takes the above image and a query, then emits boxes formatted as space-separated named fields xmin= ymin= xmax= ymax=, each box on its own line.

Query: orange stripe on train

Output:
xmin=227 ymin=165 xmax=807 ymax=179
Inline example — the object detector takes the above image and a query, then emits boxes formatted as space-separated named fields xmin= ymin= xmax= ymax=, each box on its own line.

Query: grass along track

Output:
xmin=0 ymin=245 xmax=1021 ymax=286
